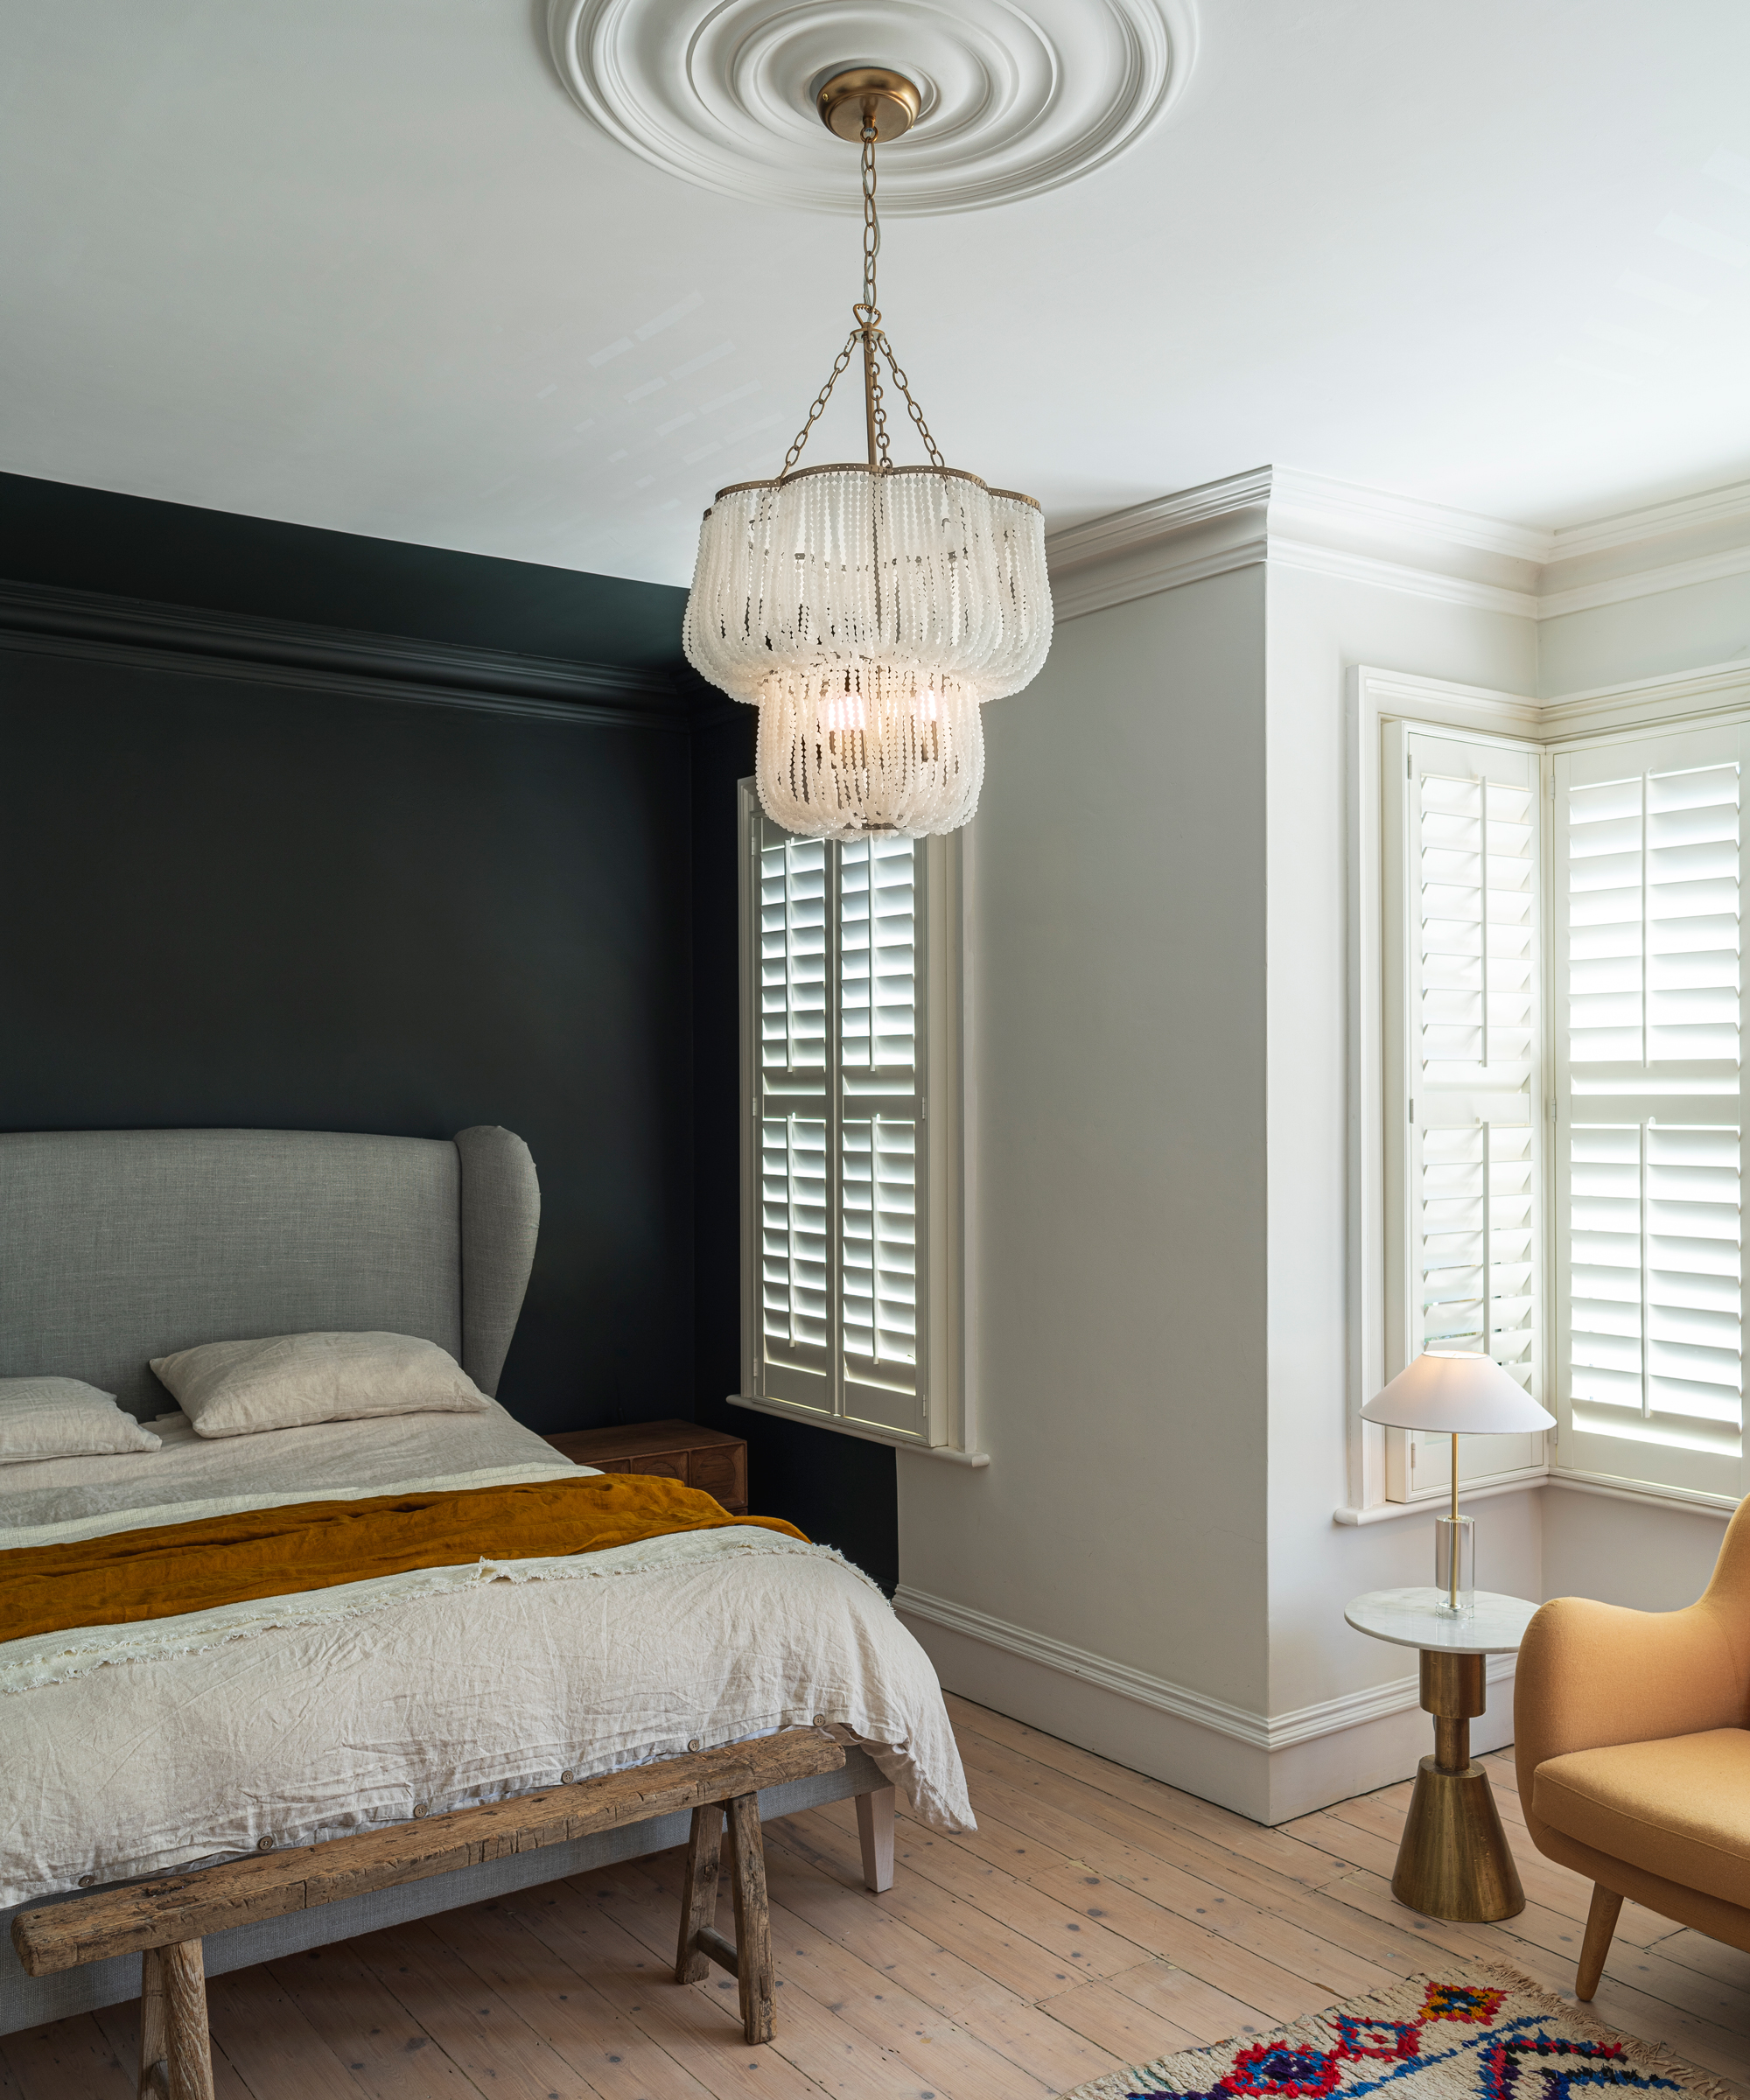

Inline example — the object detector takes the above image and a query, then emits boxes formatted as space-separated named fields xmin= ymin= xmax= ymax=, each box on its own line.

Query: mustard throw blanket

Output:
xmin=4 ymin=1474 xmax=807 ymax=1643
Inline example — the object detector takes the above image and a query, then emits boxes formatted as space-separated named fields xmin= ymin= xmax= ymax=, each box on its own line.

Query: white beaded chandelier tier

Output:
xmin=682 ymin=67 xmax=1054 ymax=839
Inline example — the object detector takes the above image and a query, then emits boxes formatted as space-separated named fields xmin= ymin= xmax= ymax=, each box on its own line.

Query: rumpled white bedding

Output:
xmin=0 ymin=1406 xmax=973 ymax=1904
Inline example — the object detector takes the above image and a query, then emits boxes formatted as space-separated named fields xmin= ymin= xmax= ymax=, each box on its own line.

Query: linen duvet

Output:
xmin=0 ymin=1403 xmax=972 ymax=1906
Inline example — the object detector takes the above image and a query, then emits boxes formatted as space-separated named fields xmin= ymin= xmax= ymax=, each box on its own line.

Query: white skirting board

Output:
xmin=0 ymin=1749 xmax=890 ymax=2035
xmin=896 ymin=1589 xmax=1516 ymax=1827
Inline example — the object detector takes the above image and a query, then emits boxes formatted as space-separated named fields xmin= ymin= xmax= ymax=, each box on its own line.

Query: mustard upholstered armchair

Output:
xmin=1516 ymin=1498 xmax=1750 ymax=2000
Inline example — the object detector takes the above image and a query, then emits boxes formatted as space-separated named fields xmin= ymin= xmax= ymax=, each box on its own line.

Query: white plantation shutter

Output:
xmin=839 ymin=836 xmax=923 ymax=1426
xmin=1553 ymin=724 xmax=1746 ymax=1502
xmin=1384 ymin=727 xmax=1546 ymax=1500
xmin=741 ymin=794 xmax=937 ymax=1445
xmin=756 ymin=830 xmax=831 ymax=1408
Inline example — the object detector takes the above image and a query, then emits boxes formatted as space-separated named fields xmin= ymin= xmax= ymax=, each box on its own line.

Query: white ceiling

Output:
xmin=4 ymin=1 xmax=1748 ymax=592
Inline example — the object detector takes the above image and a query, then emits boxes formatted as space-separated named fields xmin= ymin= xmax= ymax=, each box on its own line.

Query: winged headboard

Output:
xmin=0 ymin=1125 xmax=540 ymax=1418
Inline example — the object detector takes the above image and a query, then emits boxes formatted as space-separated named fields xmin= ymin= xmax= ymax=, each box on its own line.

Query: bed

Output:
xmin=0 ymin=1124 xmax=971 ymax=2034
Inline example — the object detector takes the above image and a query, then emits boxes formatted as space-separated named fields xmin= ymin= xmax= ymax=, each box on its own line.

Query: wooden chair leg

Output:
xmin=1576 ymin=1882 xmax=1623 ymax=2001
xmin=675 ymin=1805 xmax=724 ymax=1984
xmin=855 ymin=1786 xmax=895 ymax=1893
xmin=726 ymin=1792 xmax=774 ymax=2046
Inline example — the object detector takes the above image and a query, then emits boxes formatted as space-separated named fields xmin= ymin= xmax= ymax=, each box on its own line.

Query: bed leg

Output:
xmin=856 ymin=1786 xmax=895 ymax=1894
xmin=676 ymin=1805 xmax=724 ymax=1984
xmin=142 ymin=1937 xmax=214 ymax=2100
xmin=726 ymin=1792 xmax=774 ymax=2046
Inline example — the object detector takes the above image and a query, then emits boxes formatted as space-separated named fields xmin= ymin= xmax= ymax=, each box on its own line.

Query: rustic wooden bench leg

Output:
xmin=138 ymin=1947 xmax=167 ymax=2099
xmin=855 ymin=1786 xmax=894 ymax=1893
xmin=726 ymin=1792 xmax=774 ymax=2045
xmin=138 ymin=1938 xmax=214 ymax=2100
xmin=675 ymin=1804 xmax=724 ymax=1984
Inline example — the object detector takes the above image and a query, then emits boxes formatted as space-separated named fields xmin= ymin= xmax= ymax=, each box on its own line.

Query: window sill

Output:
xmin=1336 ymin=1469 xmax=1739 ymax=1524
xmin=1334 ymin=1476 xmax=1544 ymax=1525
xmin=726 ymin=1393 xmax=990 ymax=1466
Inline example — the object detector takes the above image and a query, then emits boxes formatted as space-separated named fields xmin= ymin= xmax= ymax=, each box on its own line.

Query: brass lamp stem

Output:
xmin=1450 ymin=1429 xmax=1460 ymax=1609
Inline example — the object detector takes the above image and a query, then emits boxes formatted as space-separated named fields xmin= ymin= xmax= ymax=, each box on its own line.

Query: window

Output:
xmin=1382 ymin=715 xmax=1747 ymax=1509
xmin=733 ymin=783 xmax=965 ymax=1452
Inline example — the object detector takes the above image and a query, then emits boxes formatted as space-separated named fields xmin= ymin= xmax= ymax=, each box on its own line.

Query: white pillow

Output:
xmin=149 ymin=1331 xmax=492 ymax=1439
xmin=0 ymin=1377 xmax=163 ymax=1464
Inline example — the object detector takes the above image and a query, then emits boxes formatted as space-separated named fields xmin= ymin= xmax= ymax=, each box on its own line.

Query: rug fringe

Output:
xmin=1056 ymin=1962 xmax=1744 ymax=2100
xmin=1458 ymin=1956 xmax=1744 ymax=2100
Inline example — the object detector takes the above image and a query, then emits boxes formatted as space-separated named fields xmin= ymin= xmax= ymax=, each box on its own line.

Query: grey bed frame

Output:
xmin=0 ymin=1125 xmax=888 ymax=2035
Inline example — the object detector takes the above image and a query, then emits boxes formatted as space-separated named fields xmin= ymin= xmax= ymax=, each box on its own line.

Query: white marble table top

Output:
xmin=1344 ymin=1587 xmax=1538 ymax=1655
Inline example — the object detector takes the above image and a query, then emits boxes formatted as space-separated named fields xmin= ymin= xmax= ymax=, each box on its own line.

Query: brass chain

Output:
xmin=860 ymin=125 xmax=879 ymax=317
xmin=852 ymin=123 xmax=892 ymax=469
xmin=780 ymin=327 xmax=861 ymax=477
xmin=776 ymin=105 xmax=946 ymax=477
xmin=875 ymin=330 xmax=944 ymax=470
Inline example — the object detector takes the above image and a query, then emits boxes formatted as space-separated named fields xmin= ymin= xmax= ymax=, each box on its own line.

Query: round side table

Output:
xmin=1344 ymin=1586 xmax=1538 ymax=1922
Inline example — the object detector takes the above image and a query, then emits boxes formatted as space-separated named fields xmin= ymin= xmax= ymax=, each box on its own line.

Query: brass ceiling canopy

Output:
xmin=815 ymin=66 xmax=922 ymax=144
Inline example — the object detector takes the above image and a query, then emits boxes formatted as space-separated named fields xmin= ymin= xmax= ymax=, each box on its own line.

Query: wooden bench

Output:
xmin=10 ymin=1727 xmax=845 ymax=2100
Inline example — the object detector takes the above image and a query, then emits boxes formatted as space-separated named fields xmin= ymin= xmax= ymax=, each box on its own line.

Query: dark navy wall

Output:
xmin=0 ymin=471 xmax=899 ymax=1585
xmin=2 ymin=648 xmax=694 ymax=1432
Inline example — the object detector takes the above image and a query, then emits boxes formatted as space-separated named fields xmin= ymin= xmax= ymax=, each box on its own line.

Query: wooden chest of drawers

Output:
xmin=542 ymin=1419 xmax=748 ymax=1516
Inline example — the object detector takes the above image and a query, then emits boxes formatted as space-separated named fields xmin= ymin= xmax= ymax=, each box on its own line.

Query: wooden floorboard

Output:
xmin=7 ymin=1702 xmax=1748 ymax=2098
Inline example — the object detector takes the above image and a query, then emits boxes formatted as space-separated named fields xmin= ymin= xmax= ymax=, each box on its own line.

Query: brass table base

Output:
xmin=1390 ymin=1650 xmax=1525 ymax=1922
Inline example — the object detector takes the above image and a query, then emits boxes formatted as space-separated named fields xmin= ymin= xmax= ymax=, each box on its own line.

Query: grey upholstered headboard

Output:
xmin=0 ymin=1126 xmax=540 ymax=1418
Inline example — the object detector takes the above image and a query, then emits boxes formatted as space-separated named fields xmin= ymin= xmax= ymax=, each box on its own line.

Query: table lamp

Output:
xmin=1361 ymin=1351 xmax=1556 ymax=1615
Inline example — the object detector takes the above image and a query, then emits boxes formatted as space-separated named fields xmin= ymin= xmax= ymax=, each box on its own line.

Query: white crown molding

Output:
xmin=1269 ymin=537 xmax=1538 ymax=620
xmin=1046 ymin=465 xmax=1750 ymax=628
xmin=1043 ymin=467 xmax=1275 ymax=571
xmin=1547 ymin=478 xmax=1750 ymax=565
xmin=893 ymin=1584 xmax=1512 ymax=1754
xmin=548 ymin=0 xmax=1192 ymax=217
xmin=1536 ymin=541 xmax=1750 ymax=621
xmin=1044 ymin=468 xmax=1272 ymax=622
xmin=1268 ymin=467 xmax=1550 ymax=568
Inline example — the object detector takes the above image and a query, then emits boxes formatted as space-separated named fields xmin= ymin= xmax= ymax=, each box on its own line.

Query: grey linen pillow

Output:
xmin=150 ymin=1332 xmax=493 ymax=1439
xmin=0 ymin=1377 xmax=163 ymax=1464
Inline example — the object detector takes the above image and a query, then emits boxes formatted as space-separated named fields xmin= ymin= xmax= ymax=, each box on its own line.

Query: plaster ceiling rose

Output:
xmin=545 ymin=0 xmax=1193 ymax=215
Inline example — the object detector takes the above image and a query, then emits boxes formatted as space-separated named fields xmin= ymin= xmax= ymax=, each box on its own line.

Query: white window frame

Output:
xmin=1345 ymin=660 xmax=1750 ymax=1524
xmin=728 ymin=780 xmax=984 ymax=1464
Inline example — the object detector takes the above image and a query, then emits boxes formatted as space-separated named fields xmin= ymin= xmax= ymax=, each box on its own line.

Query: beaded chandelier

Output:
xmin=682 ymin=67 xmax=1053 ymax=839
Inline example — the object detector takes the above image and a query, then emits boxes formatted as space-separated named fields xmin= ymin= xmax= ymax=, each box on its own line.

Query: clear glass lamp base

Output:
xmin=1434 ymin=1514 xmax=1476 ymax=1617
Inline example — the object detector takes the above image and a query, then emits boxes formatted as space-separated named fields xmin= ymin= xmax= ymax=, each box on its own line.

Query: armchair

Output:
xmin=1515 ymin=1498 xmax=1750 ymax=1999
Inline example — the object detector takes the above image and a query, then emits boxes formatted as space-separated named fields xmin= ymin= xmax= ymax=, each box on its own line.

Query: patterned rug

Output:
xmin=1059 ymin=1964 xmax=1738 ymax=2100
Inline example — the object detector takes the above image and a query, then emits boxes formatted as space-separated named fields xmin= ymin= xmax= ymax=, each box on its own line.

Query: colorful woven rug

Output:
xmin=1059 ymin=1964 xmax=1737 ymax=2100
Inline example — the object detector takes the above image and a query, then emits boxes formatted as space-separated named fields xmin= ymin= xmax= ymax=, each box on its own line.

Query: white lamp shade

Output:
xmin=1361 ymin=1350 xmax=1557 ymax=1435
